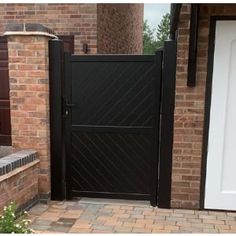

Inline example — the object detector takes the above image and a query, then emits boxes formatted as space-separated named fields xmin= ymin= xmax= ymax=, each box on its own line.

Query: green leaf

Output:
xmin=0 ymin=202 xmax=32 ymax=233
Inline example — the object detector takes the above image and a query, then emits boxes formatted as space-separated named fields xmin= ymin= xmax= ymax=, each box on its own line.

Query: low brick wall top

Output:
xmin=0 ymin=150 xmax=37 ymax=176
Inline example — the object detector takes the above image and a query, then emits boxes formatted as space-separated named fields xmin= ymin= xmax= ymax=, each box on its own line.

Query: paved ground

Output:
xmin=29 ymin=198 xmax=236 ymax=233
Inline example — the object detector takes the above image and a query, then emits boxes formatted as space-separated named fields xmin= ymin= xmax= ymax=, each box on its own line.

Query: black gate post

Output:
xmin=158 ymin=40 xmax=177 ymax=208
xmin=49 ymin=38 xmax=65 ymax=200
xmin=151 ymin=49 xmax=163 ymax=207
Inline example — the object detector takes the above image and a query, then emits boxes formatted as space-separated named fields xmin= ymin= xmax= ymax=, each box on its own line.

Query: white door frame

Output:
xmin=201 ymin=16 xmax=236 ymax=210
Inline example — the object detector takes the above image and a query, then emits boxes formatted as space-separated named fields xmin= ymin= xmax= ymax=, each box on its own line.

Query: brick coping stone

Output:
xmin=0 ymin=150 xmax=37 ymax=176
xmin=3 ymin=23 xmax=57 ymax=38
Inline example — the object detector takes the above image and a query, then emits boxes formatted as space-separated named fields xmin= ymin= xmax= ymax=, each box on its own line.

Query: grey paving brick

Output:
xmin=30 ymin=224 xmax=51 ymax=231
xmin=48 ymin=225 xmax=71 ymax=233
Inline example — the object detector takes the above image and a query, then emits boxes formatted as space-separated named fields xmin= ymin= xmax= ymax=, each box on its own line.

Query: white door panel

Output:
xmin=205 ymin=21 xmax=236 ymax=210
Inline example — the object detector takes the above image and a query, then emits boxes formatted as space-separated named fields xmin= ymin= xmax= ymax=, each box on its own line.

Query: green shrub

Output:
xmin=0 ymin=202 xmax=32 ymax=233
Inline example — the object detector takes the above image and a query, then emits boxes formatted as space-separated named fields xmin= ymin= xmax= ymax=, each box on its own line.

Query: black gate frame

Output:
xmin=64 ymin=53 xmax=162 ymax=206
xmin=49 ymin=39 xmax=177 ymax=208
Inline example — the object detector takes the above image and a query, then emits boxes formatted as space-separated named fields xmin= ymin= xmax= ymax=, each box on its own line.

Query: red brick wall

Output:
xmin=0 ymin=160 xmax=39 ymax=211
xmin=172 ymin=4 xmax=236 ymax=209
xmin=8 ymin=34 xmax=52 ymax=197
xmin=0 ymin=3 xmax=144 ymax=54
xmin=97 ymin=4 xmax=143 ymax=54
xmin=0 ymin=4 xmax=97 ymax=54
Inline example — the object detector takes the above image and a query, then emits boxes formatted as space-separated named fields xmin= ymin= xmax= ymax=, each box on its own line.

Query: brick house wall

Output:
xmin=171 ymin=4 xmax=236 ymax=209
xmin=97 ymin=4 xmax=143 ymax=54
xmin=0 ymin=4 xmax=98 ymax=54
xmin=0 ymin=4 xmax=144 ymax=54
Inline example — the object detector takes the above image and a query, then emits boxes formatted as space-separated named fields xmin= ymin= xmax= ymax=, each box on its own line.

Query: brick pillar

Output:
xmin=97 ymin=4 xmax=144 ymax=54
xmin=171 ymin=4 xmax=203 ymax=209
xmin=5 ymin=24 xmax=56 ymax=200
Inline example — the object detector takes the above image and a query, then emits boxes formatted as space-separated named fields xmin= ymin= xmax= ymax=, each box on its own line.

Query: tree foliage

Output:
xmin=143 ymin=20 xmax=158 ymax=54
xmin=156 ymin=13 xmax=170 ymax=44
xmin=143 ymin=13 xmax=170 ymax=54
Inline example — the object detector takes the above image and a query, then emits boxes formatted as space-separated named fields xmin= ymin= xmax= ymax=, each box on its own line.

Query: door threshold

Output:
xmin=76 ymin=197 xmax=150 ymax=206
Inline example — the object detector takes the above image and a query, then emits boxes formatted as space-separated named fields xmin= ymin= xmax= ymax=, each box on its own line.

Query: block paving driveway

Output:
xmin=29 ymin=198 xmax=236 ymax=233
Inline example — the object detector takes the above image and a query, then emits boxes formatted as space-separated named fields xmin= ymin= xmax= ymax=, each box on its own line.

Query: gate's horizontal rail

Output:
xmin=71 ymin=125 xmax=153 ymax=134
xmin=69 ymin=55 xmax=155 ymax=62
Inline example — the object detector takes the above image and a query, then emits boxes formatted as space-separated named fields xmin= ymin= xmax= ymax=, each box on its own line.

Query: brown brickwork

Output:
xmin=97 ymin=4 xmax=143 ymax=54
xmin=0 ymin=160 xmax=39 ymax=211
xmin=171 ymin=4 xmax=236 ymax=209
xmin=0 ymin=4 xmax=144 ymax=55
xmin=0 ymin=4 xmax=97 ymax=54
xmin=7 ymin=34 xmax=52 ymax=197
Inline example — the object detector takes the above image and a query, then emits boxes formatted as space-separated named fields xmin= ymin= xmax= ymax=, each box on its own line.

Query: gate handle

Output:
xmin=66 ymin=103 xmax=76 ymax=108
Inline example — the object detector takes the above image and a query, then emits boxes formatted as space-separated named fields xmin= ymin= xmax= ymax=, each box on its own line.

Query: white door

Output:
xmin=205 ymin=21 xmax=236 ymax=210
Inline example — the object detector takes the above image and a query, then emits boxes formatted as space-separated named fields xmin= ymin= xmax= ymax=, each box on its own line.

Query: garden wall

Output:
xmin=0 ymin=150 xmax=39 ymax=212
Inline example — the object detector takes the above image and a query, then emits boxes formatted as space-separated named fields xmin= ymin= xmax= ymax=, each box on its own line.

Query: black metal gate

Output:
xmin=49 ymin=40 xmax=177 ymax=207
xmin=63 ymin=54 xmax=162 ymax=205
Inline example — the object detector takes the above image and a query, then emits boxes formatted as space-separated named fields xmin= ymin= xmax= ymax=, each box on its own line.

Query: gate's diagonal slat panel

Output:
xmin=72 ymin=166 xmax=95 ymax=191
xmin=99 ymin=67 xmax=155 ymax=126
xmin=71 ymin=61 xmax=155 ymax=126
xmin=96 ymin=64 xmax=155 ymax=125
xmin=119 ymin=93 xmax=153 ymax=126
xmin=65 ymin=54 xmax=161 ymax=202
xmin=72 ymin=140 xmax=111 ymax=191
xmin=105 ymin=133 xmax=150 ymax=189
xmin=94 ymin=133 xmax=142 ymax=191
xmin=73 ymin=62 xmax=132 ymax=124
xmin=117 ymin=133 xmax=150 ymax=171
xmin=72 ymin=133 xmax=122 ymax=192
xmin=71 ymin=132 xmax=151 ymax=194
xmin=130 ymin=102 xmax=154 ymax=126
xmin=82 ymin=132 xmax=131 ymax=191
xmin=76 ymin=63 xmax=122 ymax=111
